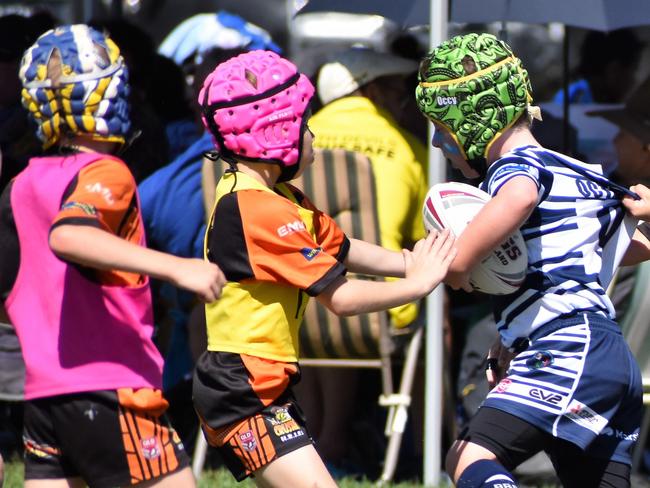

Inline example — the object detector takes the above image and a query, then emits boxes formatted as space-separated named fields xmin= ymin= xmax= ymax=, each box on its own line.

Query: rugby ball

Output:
xmin=422 ymin=182 xmax=528 ymax=295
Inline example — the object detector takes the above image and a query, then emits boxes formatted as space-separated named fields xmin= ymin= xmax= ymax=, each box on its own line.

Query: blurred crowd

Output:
xmin=1 ymin=4 xmax=650 ymax=486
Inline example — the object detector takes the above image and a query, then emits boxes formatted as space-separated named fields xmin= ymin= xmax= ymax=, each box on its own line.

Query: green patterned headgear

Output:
xmin=416 ymin=33 xmax=536 ymax=178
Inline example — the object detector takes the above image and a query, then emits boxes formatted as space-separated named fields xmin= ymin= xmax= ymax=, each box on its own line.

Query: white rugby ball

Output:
xmin=422 ymin=182 xmax=528 ymax=295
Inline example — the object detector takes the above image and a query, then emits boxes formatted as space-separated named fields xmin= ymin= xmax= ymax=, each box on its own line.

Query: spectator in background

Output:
xmin=1 ymin=24 xmax=225 ymax=487
xmin=589 ymin=76 xmax=650 ymax=327
xmin=149 ymin=53 xmax=200 ymax=160
xmin=554 ymin=28 xmax=643 ymax=104
xmin=89 ymin=18 xmax=169 ymax=182
xmin=390 ymin=31 xmax=429 ymax=145
xmin=158 ymin=11 xmax=281 ymax=84
xmin=589 ymin=76 xmax=650 ymax=187
xmin=0 ymin=13 xmax=54 ymax=192
xmin=297 ymin=47 xmax=430 ymax=475
xmin=312 ymin=48 xmax=428 ymax=327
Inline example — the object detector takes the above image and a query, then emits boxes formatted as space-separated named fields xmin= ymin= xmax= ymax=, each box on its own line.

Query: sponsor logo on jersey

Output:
xmin=277 ymin=220 xmax=306 ymax=237
xmin=141 ymin=437 xmax=161 ymax=459
xmin=239 ymin=430 xmax=257 ymax=452
xmin=300 ymin=247 xmax=322 ymax=260
xmin=85 ymin=182 xmax=115 ymax=205
xmin=61 ymin=201 xmax=97 ymax=215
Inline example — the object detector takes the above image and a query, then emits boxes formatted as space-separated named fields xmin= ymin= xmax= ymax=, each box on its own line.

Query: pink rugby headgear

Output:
xmin=199 ymin=50 xmax=314 ymax=182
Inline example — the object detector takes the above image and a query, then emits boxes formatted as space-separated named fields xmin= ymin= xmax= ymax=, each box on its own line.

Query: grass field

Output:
xmin=1 ymin=459 xmax=431 ymax=487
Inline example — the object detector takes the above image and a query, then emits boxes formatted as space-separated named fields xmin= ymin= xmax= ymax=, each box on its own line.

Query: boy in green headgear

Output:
xmin=416 ymin=32 xmax=650 ymax=488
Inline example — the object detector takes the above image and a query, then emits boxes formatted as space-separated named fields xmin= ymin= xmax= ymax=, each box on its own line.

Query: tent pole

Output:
xmin=424 ymin=0 xmax=448 ymax=486
xmin=563 ymin=26 xmax=571 ymax=154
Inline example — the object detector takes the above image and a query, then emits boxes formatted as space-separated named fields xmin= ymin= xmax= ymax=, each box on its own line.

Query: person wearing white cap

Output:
xmin=312 ymin=47 xmax=428 ymax=328
xmin=297 ymin=47 xmax=430 ymax=475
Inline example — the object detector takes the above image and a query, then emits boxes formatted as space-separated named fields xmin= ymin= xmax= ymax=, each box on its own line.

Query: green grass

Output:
xmin=2 ymin=459 xmax=566 ymax=487
xmin=2 ymin=460 xmax=23 ymax=488
xmin=195 ymin=470 xmax=427 ymax=487
xmin=1 ymin=459 xmax=435 ymax=487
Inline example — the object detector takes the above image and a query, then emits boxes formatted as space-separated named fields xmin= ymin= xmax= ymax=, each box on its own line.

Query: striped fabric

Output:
xmin=202 ymin=148 xmax=385 ymax=359
xmin=481 ymin=145 xmax=636 ymax=349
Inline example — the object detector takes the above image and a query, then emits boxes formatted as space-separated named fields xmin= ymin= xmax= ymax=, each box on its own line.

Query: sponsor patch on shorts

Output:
xmin=563 ymin=399 xmax=607 ymax=434
xmin=239 ymin=430 xmax=257 ymax=452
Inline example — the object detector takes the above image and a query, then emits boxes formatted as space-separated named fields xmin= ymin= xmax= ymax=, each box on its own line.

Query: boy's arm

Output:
xmin=317 ymin=230 xmax=456 ymax=315
xmin=344 ymin=238 xmax=408 ymax=278
xmin=49 ymin=225 xmax=225 ymax=302
xmin=446 ymin=175 xmax=537 ymax=290
xmin=621 ymin=228 xmax=650 ymax=266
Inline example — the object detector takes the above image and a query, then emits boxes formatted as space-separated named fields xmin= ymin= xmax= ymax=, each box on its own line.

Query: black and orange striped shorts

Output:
xmin=201 ymin=400 xmax=313 ymax=481
xmin=193 ymin=351 xmax=313 ymax=481
xmin=23 ymin=389 xmax=189 ymax=487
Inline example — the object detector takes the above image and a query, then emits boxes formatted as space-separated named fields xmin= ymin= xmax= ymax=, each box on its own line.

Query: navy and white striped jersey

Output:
xmin=480 ymin=145 xmax=637 ymax=348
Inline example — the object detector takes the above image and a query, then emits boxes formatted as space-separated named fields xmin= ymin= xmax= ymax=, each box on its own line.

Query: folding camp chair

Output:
xmin=193 ymin=148 xmax=433 ymax=483
xmin=0 ymin=322 xmax=25 ymax=459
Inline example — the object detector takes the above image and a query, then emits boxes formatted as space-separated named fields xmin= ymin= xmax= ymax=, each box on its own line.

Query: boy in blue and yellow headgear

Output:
xmin=0 ymin=24 xmax=225 ymax=487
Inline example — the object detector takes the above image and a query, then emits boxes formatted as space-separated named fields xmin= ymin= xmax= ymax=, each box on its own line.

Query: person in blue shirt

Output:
xmin=553 ymin=29 xmax=642 ymax=104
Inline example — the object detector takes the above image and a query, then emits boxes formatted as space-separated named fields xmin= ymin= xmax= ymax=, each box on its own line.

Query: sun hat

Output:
xmin=317 ymin=47 xmax=418 ymax=105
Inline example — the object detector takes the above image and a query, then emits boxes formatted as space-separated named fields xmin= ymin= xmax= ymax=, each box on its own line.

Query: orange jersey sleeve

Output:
xmin=295 ymin=189 xmax=349 ymax=260
xmin=208 ymin=188 xmax=348 ymax=296
xmin=52 ymin=157 xmax=145 ymax=286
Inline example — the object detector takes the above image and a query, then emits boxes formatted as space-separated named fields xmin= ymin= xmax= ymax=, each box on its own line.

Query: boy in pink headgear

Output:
xmin=194 ymin=49 xmax=457 ymax=486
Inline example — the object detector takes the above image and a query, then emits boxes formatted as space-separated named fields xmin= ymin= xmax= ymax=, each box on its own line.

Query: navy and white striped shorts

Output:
xmin=484 ymin=313 xmax=642 ymax=465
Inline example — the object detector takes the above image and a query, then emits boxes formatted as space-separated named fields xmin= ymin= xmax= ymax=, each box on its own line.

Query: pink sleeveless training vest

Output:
xmin=5 ymin=152 xmax=163 ymax=399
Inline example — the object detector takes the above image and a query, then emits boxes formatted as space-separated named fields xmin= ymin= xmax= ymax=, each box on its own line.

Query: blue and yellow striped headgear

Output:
xmin=19 ymin=24 xmax=130 ymax=149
